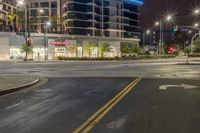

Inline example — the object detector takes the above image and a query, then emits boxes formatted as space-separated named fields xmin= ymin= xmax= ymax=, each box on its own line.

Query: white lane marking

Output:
xmin=159 ymin=84 xmax=199 ymax=90
xmin=5 ymin=100 xmax=24 ymax=109
xmin=36 ymin=89 xmax=52 ymax=92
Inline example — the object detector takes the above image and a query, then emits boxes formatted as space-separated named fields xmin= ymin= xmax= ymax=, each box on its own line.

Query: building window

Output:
xmin=40 ymin=2 xmax=49 ymax=8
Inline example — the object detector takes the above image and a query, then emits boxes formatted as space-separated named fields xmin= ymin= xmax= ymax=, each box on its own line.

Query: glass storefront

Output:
xmin=7 ymin=36 xmax=138 ymax=60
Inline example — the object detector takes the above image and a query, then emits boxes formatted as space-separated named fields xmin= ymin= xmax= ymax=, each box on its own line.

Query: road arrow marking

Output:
xmin=159 ymin=84 xmax=199 ymax=90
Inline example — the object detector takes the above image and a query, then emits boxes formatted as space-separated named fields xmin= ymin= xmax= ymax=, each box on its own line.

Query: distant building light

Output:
xmin=127 ymin=0 xmax=144 ymax=5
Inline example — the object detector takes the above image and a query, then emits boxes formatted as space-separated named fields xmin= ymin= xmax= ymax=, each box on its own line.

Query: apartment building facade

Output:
xmin=62 ymin=0 xmax=142 ymax=39
xmin=27 ymin=0 xmax=61 ymax=32
xmin=0 ymin=0 xmax=144 ymax=60
xmin=0 ymin=0 xmax=17 ymax=31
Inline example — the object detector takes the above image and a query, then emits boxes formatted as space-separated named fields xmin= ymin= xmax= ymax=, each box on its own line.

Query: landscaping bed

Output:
xmin=57 ymin=54 xmax=176 ymax=60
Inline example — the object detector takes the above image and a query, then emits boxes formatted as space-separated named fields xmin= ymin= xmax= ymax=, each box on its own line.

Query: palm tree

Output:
xmin=16 ymin=10 xmax=25 ymax=32
xmin=50 ymin=16 xmax=58 ymax=32
xmin=60 ymin=16 xmax=66 ymax=33
xmin=30 ymin=17 xmax=39 ymax=24
xmin=7 ymin=12 xmax=16 ymax=32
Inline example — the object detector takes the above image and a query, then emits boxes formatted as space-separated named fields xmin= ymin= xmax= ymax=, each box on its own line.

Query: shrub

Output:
xmin=188 ymin=53 xmax=200 ymax=57
xmin=159 ymin=54 xmax=176 ymax=58
xmin=184 ymin=46 xmax=191 ymax=54
xmin=56 ymin=56 xmax=121 ymax=61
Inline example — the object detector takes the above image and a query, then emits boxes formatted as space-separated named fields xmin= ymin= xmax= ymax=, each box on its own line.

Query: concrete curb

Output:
xmin=176 ymin=63 xmax=200 ymax=65
xmin=0 ymin=78 xmax=40 ymax=96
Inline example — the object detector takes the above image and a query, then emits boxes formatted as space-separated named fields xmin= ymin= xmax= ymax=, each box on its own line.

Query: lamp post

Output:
xmin=44 ymin=21 xmax=51 ymax=60
xmin=39 ymin=9 xmax=44 ymax=32
xmin=17 ymin=0 xmax=28 ymax=43
xmin=155 ymin=14 xmax=173 ymax=54
xmin=143 ymin=29 xmax=151 ymax=48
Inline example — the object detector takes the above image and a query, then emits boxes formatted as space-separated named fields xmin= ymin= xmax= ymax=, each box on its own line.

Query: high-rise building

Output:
xmin=62 ymin=0 xmax=143 ymax=38
xmin=1 ymin=0 xmax=143 ymax=37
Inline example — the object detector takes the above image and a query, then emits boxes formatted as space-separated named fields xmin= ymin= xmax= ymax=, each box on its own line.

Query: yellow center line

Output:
xmin=73 ymin=77 xmax=142 ymax=133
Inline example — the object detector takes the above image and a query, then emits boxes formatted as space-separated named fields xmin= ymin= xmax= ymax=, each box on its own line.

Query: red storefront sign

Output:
xmin=49 ymin=40 xmax=71 ymax=46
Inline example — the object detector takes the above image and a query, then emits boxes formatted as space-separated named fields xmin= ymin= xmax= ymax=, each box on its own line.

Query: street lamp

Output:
xmin=143 ymin=29 xmax=151 ymax=47
xmin=194 ymin=23 xmax=199 ymax=27
xmin=155 ymin=21 xmax=159 ymax=26
xmin=17 ymin=0 xmax=24 ymax=6
xmin=44 ymin=21 xmax=51 ymax=60
xmin=155 ymin=14 xmax=174 ymax=54
xmin=194 ymin=9 xmax=200 ymax=15
xmin=17 ymin=0 xmax=28 ymax=43
xmin=166 ymin=15 xmax=172 ymax=21
xmin=146 ymin=30 xmax=151 ymax=34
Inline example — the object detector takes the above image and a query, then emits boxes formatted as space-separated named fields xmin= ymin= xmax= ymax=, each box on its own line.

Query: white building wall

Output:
xmin=0 ymin=38 xmax=9 ymax=60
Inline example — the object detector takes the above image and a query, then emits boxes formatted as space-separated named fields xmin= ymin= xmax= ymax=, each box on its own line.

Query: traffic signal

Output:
xmin=173 ymin=26 xmax=178 ymax=32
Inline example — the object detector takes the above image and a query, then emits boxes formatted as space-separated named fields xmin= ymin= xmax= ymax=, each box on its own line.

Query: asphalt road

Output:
xmin=0 ymin=60 xmax=200 ymax=133
xmin=0 ymin=59 xmax=200 ymax=78
xmin=0 ymin=77 xmax=134 ymax=133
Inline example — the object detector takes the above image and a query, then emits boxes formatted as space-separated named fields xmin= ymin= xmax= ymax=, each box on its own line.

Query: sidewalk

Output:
xmin=0 ymin=75 xmax=40 ymax=95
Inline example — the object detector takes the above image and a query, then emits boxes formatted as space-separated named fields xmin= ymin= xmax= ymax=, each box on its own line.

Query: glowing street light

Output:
xmin=146 ymin=30 xmax=151 ymax=34
xmin=194 ymin=9 xmax=200 ymax=15
xmin=155 ymin=21 xmax=159 ymax=26
xmin=166 ymin=15 xmax=172 ymax=21
xmin=194 ymin=23 xmax=199 ymax=27
xmin=17 ymin=0 xmax=25 ymax=7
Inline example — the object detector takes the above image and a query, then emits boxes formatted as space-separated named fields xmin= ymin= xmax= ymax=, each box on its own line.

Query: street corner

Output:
xmin=0 ymin=74 xmax=47 ymax=96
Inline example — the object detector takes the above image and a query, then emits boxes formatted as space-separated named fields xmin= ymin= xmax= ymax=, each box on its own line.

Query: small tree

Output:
xmin=84 ymin=43 xmax=97 ymax=58
xmin=121 ymin=44 xmax=131 ymax=55
xmin=66 ymin=44 xmax=76 ymax=57
xmin=21 ymin=44 xmax=33 ymax=61
xmin=99 ymin=43 xmax=111 ymax=57
xmin=121 ymin=44 xmax=141 ymax=56
xmin=130 ymin=46 xmax=142 ymax=55
xmin=184 ymin=46 xmax=191 ymax=54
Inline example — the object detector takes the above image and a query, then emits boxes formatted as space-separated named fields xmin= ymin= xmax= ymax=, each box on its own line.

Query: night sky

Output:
xmin=139 ymin=0 xmax=200 ymax=29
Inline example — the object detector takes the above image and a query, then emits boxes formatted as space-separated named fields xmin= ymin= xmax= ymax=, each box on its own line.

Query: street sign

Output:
xmin=159 ymin=84 xmax=199 ymax=90
xmin=173 ymin=26 xmax=178 ymax=32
